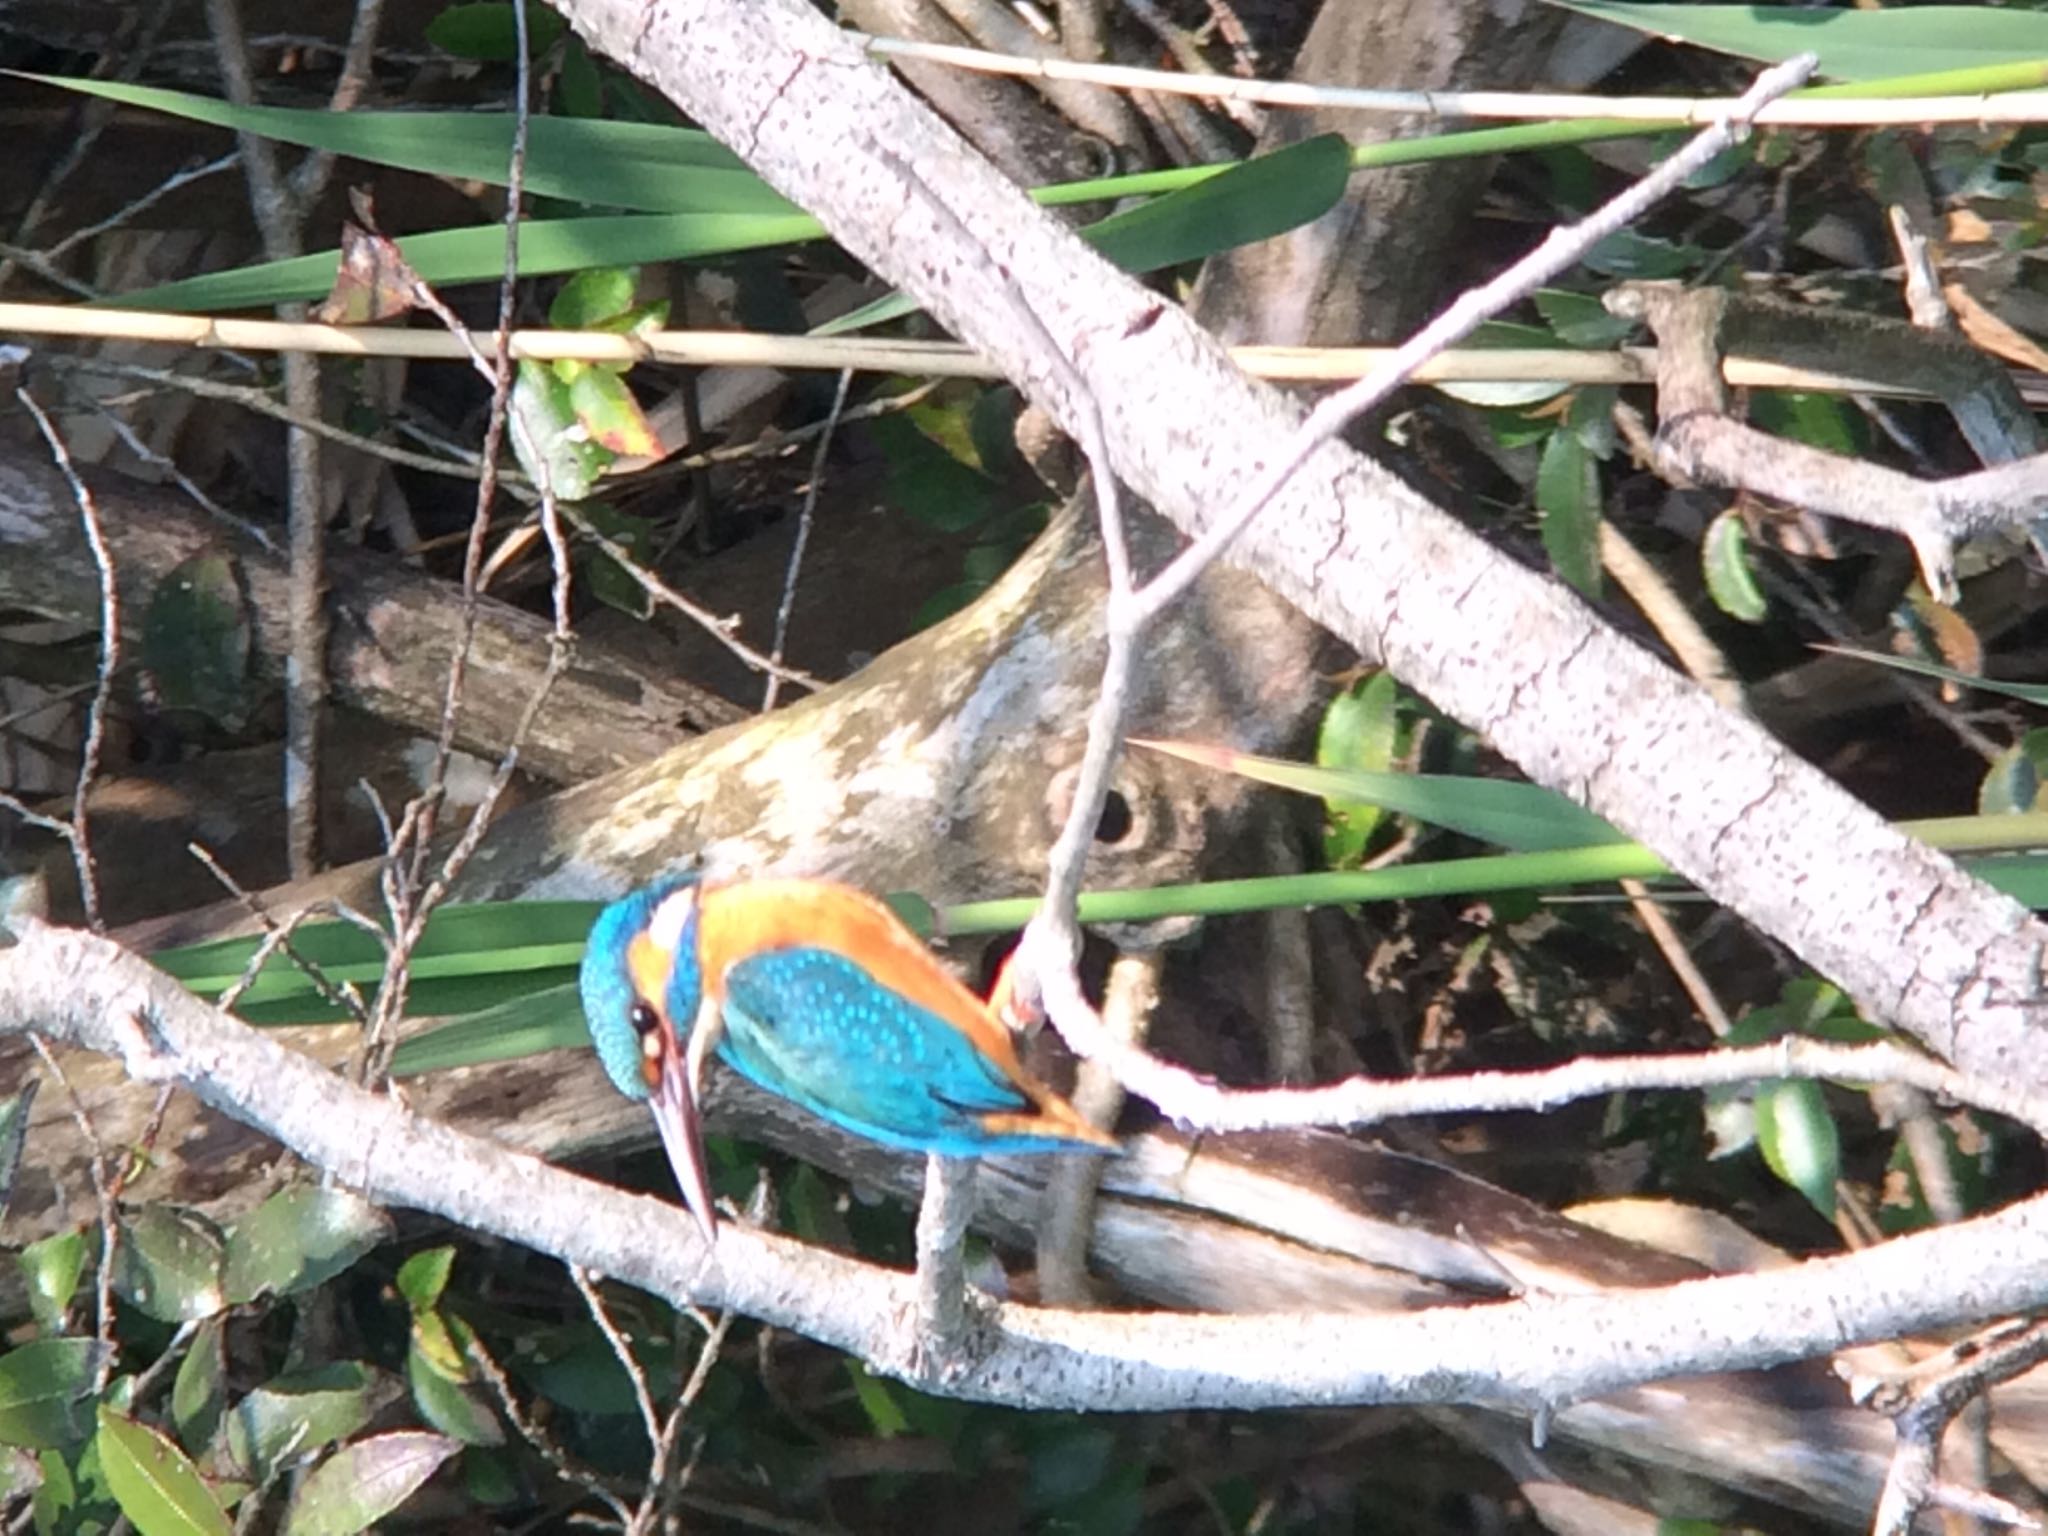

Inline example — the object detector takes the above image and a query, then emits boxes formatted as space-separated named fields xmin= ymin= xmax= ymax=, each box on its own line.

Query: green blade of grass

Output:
xmin=387 ymin=983 xmax=588 ymax=1077
xmin=818 ymin=132 xmax=1351 ymax=334
xmin=104 ymin=211 xmax=825 ymax=313
xmin=1552 ymin=5 xmax=2048 ymax=81
xmin=1135 ymin=737 xmax=1629 ymax=850
xmin=14 ymin=74 xmax=792 ymax=216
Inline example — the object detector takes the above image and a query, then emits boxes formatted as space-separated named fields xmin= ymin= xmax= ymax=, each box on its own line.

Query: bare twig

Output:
xmin=1609 ymin=281 xmax=2048 ymax=603
xmin=561 ymin=505 xmax=821 ymax=690
xmin=205 ymin=0 xmax=329 ymax=878
xmin=1138 ymin=54 xmax=1817 ymax=627
xmin=11 ymin=387 xmax=118 ymax=933
xmin=1036 ymin=947 xmax=1160 ymax=1305
xmin=856 ymin=33 xmax=2048 ymax=126
xmin=25 ymin=1036 xmax=121 ymax=1389
xmin=763 ymin=367 xmax=853 ymax=711
xmin=570 ymin=1264 xmax=665 ymax=1460
xmin=1850 ymin=1317 xmax=2048 ymax=1536
xmin=362 ymin=0 xmax=547 ymax=1076
xmin=914 ymin=1155 xmax=977 ymax=1349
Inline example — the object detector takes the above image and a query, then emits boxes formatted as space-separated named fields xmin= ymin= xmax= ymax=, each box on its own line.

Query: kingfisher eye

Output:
xmin=629 ymin=1001 xmax=659 ymax=1037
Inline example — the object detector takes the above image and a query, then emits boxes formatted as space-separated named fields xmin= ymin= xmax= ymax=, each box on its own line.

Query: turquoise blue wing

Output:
xmin=717 ymin=947 xmax=1060 ymax=1154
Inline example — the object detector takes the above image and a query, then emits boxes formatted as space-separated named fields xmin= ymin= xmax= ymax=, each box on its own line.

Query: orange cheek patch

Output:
xmin=639 ymin=1027 xmax=665 ymax=1090
xmin=627 ymin=934 xmax=671 ymax=1014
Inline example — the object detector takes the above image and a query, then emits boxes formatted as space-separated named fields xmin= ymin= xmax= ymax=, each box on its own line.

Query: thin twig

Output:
xmin=187 ymin=843 xmax=375 ymax=1022
xmin=914 ymin=1156 xmax=977 ymax=1348
xmin=13 ymin=387 xmax=117 ymax=933
xmin=463 ymin=1326 xmax=639 ymax=1529
xmin=1136 ymin=54 xmax=1819 ymax=626
xmin=1854 ymin=1316 xmax=2048 ymax=1536
xmin=26 ymin=1035 xmax=121 ymax=1390
xmin=1036 ymin=948 xmax=1159 ymax=1305
xmin=206 ymin=0 xmax=329 ymax=878
xmin=857 ymin=33 xmax=2044 ymax=126
xmin=570 ymin=1264 xmax=665 ymax=1458
xmin=361 ymin=0 xmax=541 ymax=1077
xmin=561 ymin=505 xmax=820 ymax=690
xmin=763 ymin=367 xmax=853 ymax=711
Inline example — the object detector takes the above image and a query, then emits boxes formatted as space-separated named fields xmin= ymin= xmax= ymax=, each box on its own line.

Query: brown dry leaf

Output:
xmin=1943 ymin=281 xmax=2048 ymax=372
xmin=1944 ymin=206 xmax=1995 ymax=246
xmin=312 ymin=189 xmax=424 ymax=326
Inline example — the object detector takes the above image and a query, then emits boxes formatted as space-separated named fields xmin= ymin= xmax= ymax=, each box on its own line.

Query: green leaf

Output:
xmin=1701 ymin=509 xmax=1767 ymax=623
xmin=220 ymin=1186 xmax=392 ymax=1306
xmin=1141 ymin=739 xmax=1630 ymax=852
xmin=113 ymin=1207 xmax=227 ymax=1324
xmin=1551 ymin=3 xmax=2048 ymax=81
xmin=154 ymin=899 xmax=598 ymax=998
xmin=1580 ymin=229 xmax=1701 ymax=280
xmin=1816 ymin=645 xmax=2048 ymax=708
xmin=96 ymin=1405 xmax=230 ymax=1536
xmin=141 ymin=556 xmax=251 ymax=731
xmin=819 ymin=133 xmax=1351 ymax=335
xmin=869 ymin=411 xmax=998 ymax=534
xmin=1751 ymin=390 xmax=1862 ymax=459
xmin=1535 ymin=428 xmax=1602 ymax=599
xmin=387 ymin=983 xmax=587 ymax=1076
xmin=18 ymin=1229 xmax=86 ymax=1334
xmin=511 ymin=359 xmax=613 ymax=501
xmin=405 ymin=1327 xmax=502 ymax=1449
xmin=1755 ymin=1078 xmax=1841 ymax=1222
xmin=25 ymin=76 xmax=795 ymax=220
xmin=171 ymin=1322 xmax=225 ymax=1455
xmin=1533 ymin=288 xmax=1638 ymax=349
xmin=1085 ymin=131 xmax=1350 ymax=275
xmin=1316 ymin=672 xmax=1399 ymax=866
xmin=844 ymin=1360 xmax=909 ymax=1440
xmin=220 ymin=1365 xmax=397 ymax=1484
xmin=1983 ymin=735 xmax=2048 ymax=816
xmin=425 ymin=1 xmax=565 ymax=61
xmin=884 ymin=888 xmax=937 ymax=937
xmin=0 ymin=1340 xmax=107 ymax=1451
xmin=557 ymin=39 xmax=603 ymax=119
xmin=395 ymin=1247 xmax=457 ymax=1312
xmin=567 ymin=368 xmax=661 ymax=456
xmin=280 ymin=1432 xmax=458 ymax=1536
xmin=548 ymin=267 xmax=638 ymax=329
xmin=112 ymin=210 xmax=824 ymax=314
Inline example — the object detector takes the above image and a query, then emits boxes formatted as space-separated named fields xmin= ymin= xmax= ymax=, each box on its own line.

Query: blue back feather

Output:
xmin=718 ymin=947 xmax=1074 ymax=1154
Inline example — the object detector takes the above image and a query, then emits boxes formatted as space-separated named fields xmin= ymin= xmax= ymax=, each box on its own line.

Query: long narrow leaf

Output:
xmin=1134 ymin=737 xmax=1629 ymax=851
xmin=1552 ymin=5 xmax=2048 ymax=80
xmin=1813 ymin=643 xmax=2048 ymax=707
xmin=108 ymin=212 xmax=823 ymax=313
xmin=16 ymin=74 xmax=789 ymax=215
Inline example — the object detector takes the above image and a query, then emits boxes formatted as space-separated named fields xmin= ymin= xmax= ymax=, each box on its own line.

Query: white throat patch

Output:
xmin=647 ymin=886 xmax=699 ymax=956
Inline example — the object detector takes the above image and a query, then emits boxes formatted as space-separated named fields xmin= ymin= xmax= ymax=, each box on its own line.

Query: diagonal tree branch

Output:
xmin=548 ymin=0 xmax=2048 ymax=1100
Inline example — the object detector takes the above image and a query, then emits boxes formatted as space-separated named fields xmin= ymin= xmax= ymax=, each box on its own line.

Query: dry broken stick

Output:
xmin=1607 ymin=280 xmax=2048 ymax=603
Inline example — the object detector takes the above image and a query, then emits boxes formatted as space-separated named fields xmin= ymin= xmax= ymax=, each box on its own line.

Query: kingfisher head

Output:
xmin=579 ymin=876 xmax=717 ymax=1238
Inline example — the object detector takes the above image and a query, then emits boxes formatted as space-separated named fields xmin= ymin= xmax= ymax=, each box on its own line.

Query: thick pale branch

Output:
xmin=8 ymin=919 xmax=2048 ymax=1419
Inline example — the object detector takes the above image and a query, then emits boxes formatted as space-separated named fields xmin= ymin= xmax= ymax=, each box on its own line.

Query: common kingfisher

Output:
xmin=579 ymin=876 xmax=1119 ymax=1239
